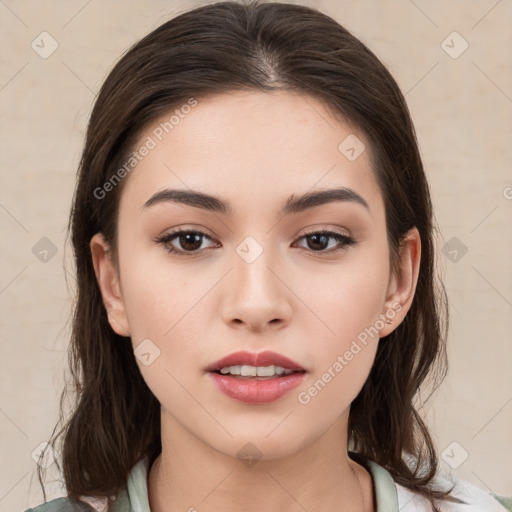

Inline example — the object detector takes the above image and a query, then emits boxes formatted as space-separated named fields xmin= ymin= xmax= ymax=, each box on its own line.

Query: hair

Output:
xmin=38 ymin=1 xmax=456 ymax=510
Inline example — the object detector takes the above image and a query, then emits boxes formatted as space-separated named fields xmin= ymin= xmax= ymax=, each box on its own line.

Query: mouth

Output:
xmin=207 ymin=369 xmax=306 ymax=404
xmin=205 ymin=350 xmax=307 ymax=404
xmin=211 ymin=365 xmax=306 ymax=379
xmin=205 ymin=350 xmax=306 ymax=374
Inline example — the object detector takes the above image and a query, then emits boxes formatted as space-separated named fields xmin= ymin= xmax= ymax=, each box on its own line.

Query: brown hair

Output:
xmin=39 ymin=1 xmax=456 ymax=509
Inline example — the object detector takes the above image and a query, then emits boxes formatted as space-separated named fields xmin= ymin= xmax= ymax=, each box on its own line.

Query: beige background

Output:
xmin=1 ymin=0 xmax=511 ymax=510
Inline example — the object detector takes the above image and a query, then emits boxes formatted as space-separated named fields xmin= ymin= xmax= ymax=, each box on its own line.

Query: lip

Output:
xmin=205 ymin=350 xmax=305 ymax=372
xmin=208 ymin=371 xmax=305 ymax=404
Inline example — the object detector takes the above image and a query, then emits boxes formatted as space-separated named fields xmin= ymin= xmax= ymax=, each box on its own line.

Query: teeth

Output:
xmin=219 ymin=365 xmax=294 ymax=377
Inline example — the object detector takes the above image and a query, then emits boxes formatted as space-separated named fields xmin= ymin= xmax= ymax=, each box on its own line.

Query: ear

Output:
xmin=89 ymin=232 xmax=131 ymax=337
xmin=378 ymin=227 xmax=421 ymax=337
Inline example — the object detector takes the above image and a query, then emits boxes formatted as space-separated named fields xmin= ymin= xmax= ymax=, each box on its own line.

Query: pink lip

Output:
xmin=208 ymin=372 xmax=306 ymax=404
xmin=205 ymin=350 xmax=306 ymax=404
xmin=205 ymin=350 xmax=305 ymax=372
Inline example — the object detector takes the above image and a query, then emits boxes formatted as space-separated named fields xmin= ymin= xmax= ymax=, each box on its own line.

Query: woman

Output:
xmin=27 ymin=1 xmax=508 ymax=511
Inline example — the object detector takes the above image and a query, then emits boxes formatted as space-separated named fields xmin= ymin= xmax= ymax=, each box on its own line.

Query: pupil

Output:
xmin=309 ymin=234 xmax=327 ymax=250
xmin=181 ymin=233 xmax=202 ymax=251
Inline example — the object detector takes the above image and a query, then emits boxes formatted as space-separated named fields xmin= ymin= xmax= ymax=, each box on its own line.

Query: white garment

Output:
xmin=396 ymin=472 xmax=508 ymax=511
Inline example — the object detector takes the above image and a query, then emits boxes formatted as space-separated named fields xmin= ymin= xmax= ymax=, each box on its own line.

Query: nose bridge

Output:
xmin=221 ymin=234 xmax=291 ymax=329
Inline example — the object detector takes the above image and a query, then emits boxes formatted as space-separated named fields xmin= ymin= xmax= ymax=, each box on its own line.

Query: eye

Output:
xmin=154 ymin=228 xmax=356 ymax=257
xmin=294 ymin=229 xmax=356 ymax=253
xmin=154 ymin=229 xmax=218 ymax=256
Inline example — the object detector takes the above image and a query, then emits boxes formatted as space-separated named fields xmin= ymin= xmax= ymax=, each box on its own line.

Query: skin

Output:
xmin=90 ymin=90 xmax=420 ymax=512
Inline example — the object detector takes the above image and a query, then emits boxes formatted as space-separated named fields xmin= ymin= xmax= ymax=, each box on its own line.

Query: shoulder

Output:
xmin=24 ymin=459 xmax=143 ymax=512
xmin=395 ymin=472 xmax=510 ymax=512
xmin=25 ymin=487 xmax=131 ymax=512
xmin=23 ymin=497 xmax=97 ymax=512
xmin=353 ymin=452 xmax=510 ymax=512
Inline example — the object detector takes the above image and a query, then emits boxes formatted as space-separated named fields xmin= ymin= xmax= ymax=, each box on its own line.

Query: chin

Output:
xmin=205 ymin=427 xmax=315 ymax=464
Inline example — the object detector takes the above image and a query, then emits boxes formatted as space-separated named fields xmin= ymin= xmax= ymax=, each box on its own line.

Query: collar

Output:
xmin=112 ymin=453 xmax=399 ymax=512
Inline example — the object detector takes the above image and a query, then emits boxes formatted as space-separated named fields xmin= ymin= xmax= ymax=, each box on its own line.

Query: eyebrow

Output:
xmin=141 ymin=187 xmax=369 ymax=216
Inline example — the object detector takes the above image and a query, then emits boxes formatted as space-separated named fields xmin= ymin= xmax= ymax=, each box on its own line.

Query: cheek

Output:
xmin=295 ymin=248 xmax=391 ymax=349
xmin=297 ymin=339 xmax=378 ymax=423
xmin=117 ymin=244 xmax=216 ymax=393
xmin=121 ymin=263 xmax=210 ymax=415
xmin=119 ymin=244 xmax=206 ymax=339
xmin=291 ymin=248 xmax=389 ymax=403
xmin=293 ymin=288 xmax=384 ymax=420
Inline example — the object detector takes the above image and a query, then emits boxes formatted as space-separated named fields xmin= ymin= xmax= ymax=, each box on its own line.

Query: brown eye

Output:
xmin=295 ymin=230 xmax=355 ymax=253
xmin=155 ymin=230 xmax=217 ymax=255
xmin=175 ymin=232 xmax=204 ymax=251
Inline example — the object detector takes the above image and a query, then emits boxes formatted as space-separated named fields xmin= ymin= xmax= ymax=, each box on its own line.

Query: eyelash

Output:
xmin=154 ymin=228 xmax=356 ymax=257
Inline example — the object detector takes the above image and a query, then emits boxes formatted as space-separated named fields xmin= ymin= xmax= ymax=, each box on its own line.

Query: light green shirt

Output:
xmin=25 ymin=455 xmax=510 ymax=512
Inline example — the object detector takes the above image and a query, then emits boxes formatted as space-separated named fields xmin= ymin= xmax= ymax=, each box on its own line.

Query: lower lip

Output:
xmin=208 ymin=372 xmax=306 ymax=404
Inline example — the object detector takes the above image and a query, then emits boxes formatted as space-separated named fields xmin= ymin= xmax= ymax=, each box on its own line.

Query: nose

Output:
xmin=220 ymin=243 xmax=293 ymax=332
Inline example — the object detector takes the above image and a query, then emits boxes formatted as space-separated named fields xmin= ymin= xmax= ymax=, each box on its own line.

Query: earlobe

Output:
xmin=89 ymin=233 xmax=131 ymax=337
xmin=379 ymin=227 xmax=421 ymax=337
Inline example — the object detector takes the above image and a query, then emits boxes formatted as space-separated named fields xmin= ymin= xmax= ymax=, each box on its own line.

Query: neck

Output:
xmin=148 ymin=409 xmax=374 ymax=512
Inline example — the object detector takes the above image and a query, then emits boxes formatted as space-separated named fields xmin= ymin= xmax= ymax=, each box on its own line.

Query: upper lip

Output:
xmin=205 ymin=350 xmax=306 ymax=372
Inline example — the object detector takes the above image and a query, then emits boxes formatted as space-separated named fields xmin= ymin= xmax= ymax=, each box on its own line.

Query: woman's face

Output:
xmin=91 ymin=90 xmax=418 ymax=461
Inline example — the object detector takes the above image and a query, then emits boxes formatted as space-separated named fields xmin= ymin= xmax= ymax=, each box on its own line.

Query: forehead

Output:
xmin=118 ymin=90 xmax=383 ymax=219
